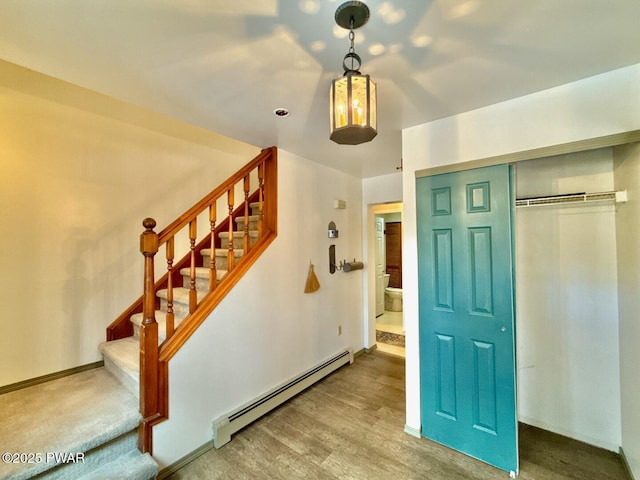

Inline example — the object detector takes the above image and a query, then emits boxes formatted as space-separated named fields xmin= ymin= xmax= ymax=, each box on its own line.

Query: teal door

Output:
xmin=416 ymin=164 xmax=518 ymax=475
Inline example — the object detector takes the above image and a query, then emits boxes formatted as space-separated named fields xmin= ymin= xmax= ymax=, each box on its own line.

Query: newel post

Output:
xmin=139 ymin=218 xmax=159 ymax=454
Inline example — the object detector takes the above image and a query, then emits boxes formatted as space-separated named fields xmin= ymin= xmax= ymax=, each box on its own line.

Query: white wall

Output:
xmin=402 ymin=64 xmax=640 ymax=441
xmin=362 ymin=172 xmax=403 ymax=348
xmin=153 ymin=149 xmax=364 ymax=468
xmin=614 ymin=142 xmax=640 ymax=478
xmin=515 ymin=150 xmax=621 ymax=451
xmin=0 ymin=60 xmax=259 ymax=386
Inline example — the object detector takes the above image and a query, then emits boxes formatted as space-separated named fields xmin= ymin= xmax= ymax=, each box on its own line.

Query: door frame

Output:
xmin=374 ymin=215 xmax=386 ymax=317
xmin=366 ymin=202 xmax=403 ymax=349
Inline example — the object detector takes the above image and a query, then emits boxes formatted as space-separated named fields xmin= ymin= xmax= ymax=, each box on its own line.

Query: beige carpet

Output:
xmin=0 ymin=367 xmax=141 ymax=479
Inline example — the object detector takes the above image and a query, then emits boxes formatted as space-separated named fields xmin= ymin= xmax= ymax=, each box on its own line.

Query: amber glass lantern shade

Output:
xmin=330 ymin=73 xmax=377 ymax=145
xmin=329 ymin=1 xmax=377 ymax=145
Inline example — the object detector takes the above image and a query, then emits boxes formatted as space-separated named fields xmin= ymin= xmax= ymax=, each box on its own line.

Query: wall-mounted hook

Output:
xmin=342 ymin=258 xmax=364 ymax=272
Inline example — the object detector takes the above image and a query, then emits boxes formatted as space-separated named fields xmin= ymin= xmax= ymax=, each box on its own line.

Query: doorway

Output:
xmin=372 ymin=203 xmax=405 ymax=357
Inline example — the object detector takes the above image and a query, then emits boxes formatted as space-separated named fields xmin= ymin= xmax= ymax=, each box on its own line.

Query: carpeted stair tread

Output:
xmin=130 ymin=310 xmax=186 ymax=342
xmin=76 ymin=449 xmax=157 ymax=480
xmin=179 ymin=266 xmax=227 ymax=281
xmin=218 ymin=230 xmax=259 ymax=239
xmin=235 ymin=214 xmax=261 ymax=222
xmin=0 ymin=368 xmax=140 ymax=480
xmin=156 ymin=286 xmax=207 ymax=303
xmin=99 ymin=337 xmax=140 ymax=397
xmin=200 ymin=248 xmax=245 ymax=257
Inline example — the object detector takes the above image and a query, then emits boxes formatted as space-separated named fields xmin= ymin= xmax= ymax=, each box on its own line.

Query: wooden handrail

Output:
xmin=105 ymin=189 xmax=263 ymax=342
xmin=132 ymin=146 xmax=277 ymax=453
xmin=157 ymin=147 xmax=272 ymax=245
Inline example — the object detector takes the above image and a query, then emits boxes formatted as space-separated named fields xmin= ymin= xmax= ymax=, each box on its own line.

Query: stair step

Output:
xmin=99 ymin=337 xmax=140 ymax=398
xmin=201 ymin=248 xmax=245 ymax=271
xmin=156 ymin=287 xmax=207 ymax=317
xmin=219 ymin=230 xmax=259 ymax=238
xmin=250 ymin=201 xmax=263 ymax=216
xmin=219 ymin=230 xmax=259 ymax=249
xmin=179 ymin=266 xmax=227 ymax=291
xmin=41 ymin=431 xmax=142 ymax=480
xmin=130 ymin=310 xmax=186 ymax=342
xmin=0 ymin=367 xmax=143 ymax=479
xmin=77 ymin=449 xmax=157 ymax=480
xmin=200 ymin=248 xmax=245 ymax=257
xmin=235 ymin=214 xmax=260 ymax=222
xmin=235 ymin=214 xmax=260 ymax=231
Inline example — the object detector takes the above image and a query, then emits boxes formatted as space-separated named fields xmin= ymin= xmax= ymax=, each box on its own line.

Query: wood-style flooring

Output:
xmin=167 ymin=351 xmax=629 ymax=480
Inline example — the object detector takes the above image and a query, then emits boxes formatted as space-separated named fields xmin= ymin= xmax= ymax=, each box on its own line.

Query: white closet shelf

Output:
xmin=515 ymin=190 xmax=628 ymax=208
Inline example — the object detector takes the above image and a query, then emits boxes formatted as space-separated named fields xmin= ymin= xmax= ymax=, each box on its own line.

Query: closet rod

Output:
xmin=515 ymin=190 xmax=627 ymax=208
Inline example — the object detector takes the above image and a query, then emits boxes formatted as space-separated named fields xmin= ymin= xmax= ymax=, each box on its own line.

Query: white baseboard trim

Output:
xmin=620 ymin=447 xmax=636 ymax=480
xmin=404 ymin=424 xmax=421 ymax=439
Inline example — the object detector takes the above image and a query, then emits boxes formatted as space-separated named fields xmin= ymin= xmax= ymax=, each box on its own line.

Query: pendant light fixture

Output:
xmin=330 ymin=1 xmax=377 ymax=145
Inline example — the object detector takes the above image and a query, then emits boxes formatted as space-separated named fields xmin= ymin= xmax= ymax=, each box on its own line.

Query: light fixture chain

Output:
xmin=349 ymin=20 xmax=355 ymax=54
xmin=348 ymin=18 xmax=356 ymax=70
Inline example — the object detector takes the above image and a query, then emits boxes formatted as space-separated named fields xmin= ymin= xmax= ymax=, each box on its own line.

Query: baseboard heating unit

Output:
xmin=212 ymin=347 xmax=353 ymax=448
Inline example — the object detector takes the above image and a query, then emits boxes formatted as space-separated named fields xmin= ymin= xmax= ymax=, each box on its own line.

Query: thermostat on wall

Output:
xmin=334 ymin=199 xmax=347 ymax=209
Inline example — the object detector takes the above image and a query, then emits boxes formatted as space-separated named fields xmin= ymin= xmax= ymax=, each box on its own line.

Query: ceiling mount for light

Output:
xmin=329 ymin=1 xmax=377 ymax=145
xmin=335 ymin=1 xmax=370 ymax=30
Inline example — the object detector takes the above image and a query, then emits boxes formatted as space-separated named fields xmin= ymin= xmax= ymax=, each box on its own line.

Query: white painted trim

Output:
xmin=620 ymin=447 xmax=637 ymax=480
xmin=415 ymin=130 xmax=640 ymax=179
xmin=404 ymin=424 xmax=421 ymax=439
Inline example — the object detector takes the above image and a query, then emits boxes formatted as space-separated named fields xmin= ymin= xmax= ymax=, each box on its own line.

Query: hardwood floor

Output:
xmin=167 ymin=352 xmax=629 ymax=479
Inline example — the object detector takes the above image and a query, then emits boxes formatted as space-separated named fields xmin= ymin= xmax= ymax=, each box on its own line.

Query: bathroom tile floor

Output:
xmin=376 ymin=310 xmax=405 ymax=358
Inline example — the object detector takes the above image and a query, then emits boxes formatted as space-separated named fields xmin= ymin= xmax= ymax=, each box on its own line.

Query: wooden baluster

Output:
xmin=227 ymin=187 xmax=235 ymax=271
xmin=139 ymin=218 xmax=159 ymax=454
xmin=165 ymin=237 xmax=175 ymax=339
xmin=209 ymin=203 xmax=217 ymax=291
xmin=258 ymin=161 xmax=265 ymax=238
xmin=189 ymin=219 xmax=197 ymax=314
xmin=243 ymin=174 xmax=250 ymax=253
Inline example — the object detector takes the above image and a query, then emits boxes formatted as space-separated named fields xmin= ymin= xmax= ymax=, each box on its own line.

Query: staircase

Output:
xmin=0 ymin=148 xmax=276 ymax=480
xmin=99 ymin=147 xmax=277 ymax=459
xmin=98 ymin=202 xmax=264 ymax=397
xmin=0 ymin=367 xmax=158 ymax=480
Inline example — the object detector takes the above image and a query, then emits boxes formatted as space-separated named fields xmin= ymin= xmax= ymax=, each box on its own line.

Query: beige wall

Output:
xmin=614 ymin=142 xmax=640 ymax=478
xmin=0 ymin=61 xmax=259 ymax=386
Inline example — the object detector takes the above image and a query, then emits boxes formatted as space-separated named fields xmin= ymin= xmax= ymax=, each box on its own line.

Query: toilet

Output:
xmin=383 ymin=273 xmax=403 ymax=312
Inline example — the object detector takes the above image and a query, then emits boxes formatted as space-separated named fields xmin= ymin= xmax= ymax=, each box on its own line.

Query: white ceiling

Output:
xmin=2 ymin=0 xmax=640 ymax=178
